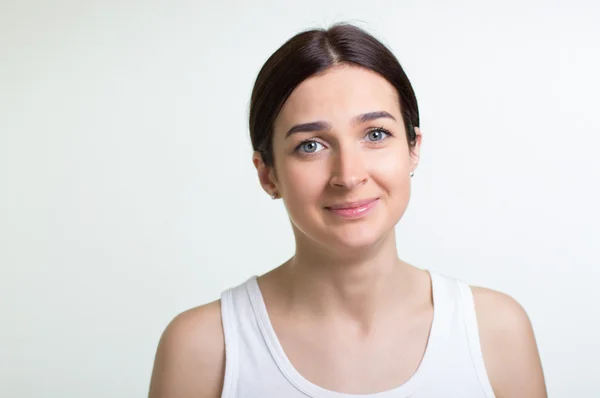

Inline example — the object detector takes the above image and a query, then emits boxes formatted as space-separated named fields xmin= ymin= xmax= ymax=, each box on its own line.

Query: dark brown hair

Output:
xmin=249 ymin=23 xmax=420 ymax=167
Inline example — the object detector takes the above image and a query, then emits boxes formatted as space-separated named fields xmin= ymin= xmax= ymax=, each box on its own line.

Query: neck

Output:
xmin=275 ymin=229 xmax=417 ymax=331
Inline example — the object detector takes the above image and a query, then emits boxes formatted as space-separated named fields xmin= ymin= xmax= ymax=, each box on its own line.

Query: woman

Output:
xmin=149 ymin=23 xmax=546 ymax=398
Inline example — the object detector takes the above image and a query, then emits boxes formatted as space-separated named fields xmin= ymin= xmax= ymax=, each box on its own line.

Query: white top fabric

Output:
xmin=219 ymin=271 xmax=496 ymax=398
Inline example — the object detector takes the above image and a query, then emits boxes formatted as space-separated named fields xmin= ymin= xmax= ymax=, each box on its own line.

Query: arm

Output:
xmin=472 ymin=287 xmax=547 ymax=398
xmin=148 ymin=300 xmax=225 ymax=398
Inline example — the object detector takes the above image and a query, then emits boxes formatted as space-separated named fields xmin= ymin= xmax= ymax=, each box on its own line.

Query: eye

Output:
xmin=296 ymin=140 xmax=325 ymax=154
xmin=366 ymin=128 xmax=392 ymax=142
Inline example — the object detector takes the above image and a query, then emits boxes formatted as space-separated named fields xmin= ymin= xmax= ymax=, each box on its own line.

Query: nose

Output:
xmin=328 ymin=144 xmax=368 ymax=190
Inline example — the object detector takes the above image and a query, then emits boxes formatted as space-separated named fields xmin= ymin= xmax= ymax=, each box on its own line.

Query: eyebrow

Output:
xmin=285 ymin=111 xmax=396 ymax=138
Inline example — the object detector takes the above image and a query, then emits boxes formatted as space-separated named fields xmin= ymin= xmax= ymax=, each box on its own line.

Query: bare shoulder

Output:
xmin=148 ymin=300 xmax=225 ymax=398
xmin=471 ymin=286 xmax=547 ymax=398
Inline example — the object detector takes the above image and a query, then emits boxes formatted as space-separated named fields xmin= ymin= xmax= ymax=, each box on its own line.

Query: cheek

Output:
xmin=278 ymin=161 xmax=327 ymax=201
xmin=278 ymin=162 xmax=328 ymax=231
xmin=368 ymin=148 xmax=411 ymax=186
xmin=369 ymin=149 xmax=413 ymax=222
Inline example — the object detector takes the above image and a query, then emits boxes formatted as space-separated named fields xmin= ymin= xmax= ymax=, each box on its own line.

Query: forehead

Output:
xmin=275 ymin=65 xmax=401 ymax=128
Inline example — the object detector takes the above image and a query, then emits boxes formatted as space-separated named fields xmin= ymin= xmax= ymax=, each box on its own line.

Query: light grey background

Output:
xmin=1 ymin=0 xmax=599 ymax=397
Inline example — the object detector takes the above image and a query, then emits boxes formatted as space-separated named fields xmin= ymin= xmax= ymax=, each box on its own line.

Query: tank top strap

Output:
xmin=221 ymin=276 xmax=293 ymax=398
xmin=220 ymin=285 xmax=241 ymax=398
xmin=429 ymin=272 xmax=496 ymax=398
xmin=455 ymin=277 xmax=496 ymax=398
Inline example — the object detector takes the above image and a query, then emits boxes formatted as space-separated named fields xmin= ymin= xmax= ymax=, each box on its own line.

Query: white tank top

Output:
xmin=219 ymin=271 xmax=496 ymax=398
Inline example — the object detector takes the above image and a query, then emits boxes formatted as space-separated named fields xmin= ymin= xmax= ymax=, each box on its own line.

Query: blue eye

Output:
xmin=296 ymin=140 xmax=324 ymax=154
xmin=366 ymin=128 xmax=391 ymax=142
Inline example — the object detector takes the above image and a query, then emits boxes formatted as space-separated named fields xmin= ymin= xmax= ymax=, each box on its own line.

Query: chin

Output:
xmin=317 ymin=222 xmax=393 ymax=253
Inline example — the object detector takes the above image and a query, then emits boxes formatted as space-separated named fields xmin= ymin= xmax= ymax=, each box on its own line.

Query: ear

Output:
xmin=410 ymin=127 xmax=423 ymax=173
xmin=252 ymin=151 xmax=279 ymax=197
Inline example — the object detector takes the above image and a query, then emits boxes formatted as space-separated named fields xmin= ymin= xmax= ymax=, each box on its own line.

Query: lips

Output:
xmin=325 ymin=198 xmax=379 ymax=219
xmin=326 ymin=198 xmax=379 ymax=210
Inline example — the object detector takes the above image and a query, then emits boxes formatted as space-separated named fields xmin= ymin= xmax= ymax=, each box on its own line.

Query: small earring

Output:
xmin=410 ymin=172 xmax=415 ymax=178
xmin=271 ymin=192 xmax=278 ymax=200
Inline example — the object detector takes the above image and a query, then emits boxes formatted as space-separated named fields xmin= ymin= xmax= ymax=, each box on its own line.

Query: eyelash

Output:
xmin=294 ymin=127 xmax=394 ymax=154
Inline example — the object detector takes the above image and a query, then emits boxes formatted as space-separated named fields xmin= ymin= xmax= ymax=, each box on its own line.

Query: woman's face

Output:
xmin=255 ymin=65 xmax=421 ymax=251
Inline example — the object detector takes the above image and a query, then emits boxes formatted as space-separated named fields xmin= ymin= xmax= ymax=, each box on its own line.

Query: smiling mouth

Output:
xmin=324 ymin=198 xmax=379 ymax=219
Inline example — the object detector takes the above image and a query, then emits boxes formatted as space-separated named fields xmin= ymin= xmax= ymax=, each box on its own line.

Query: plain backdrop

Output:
xmin=1 ymin=0 xmax=599 ymax=397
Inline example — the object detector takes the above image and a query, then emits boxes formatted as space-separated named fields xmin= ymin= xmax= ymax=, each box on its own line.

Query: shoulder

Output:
xmin=470 ymin=286 xmax=547 ymax=398
xmin=148 ymin=300 xmax=225 ymax=398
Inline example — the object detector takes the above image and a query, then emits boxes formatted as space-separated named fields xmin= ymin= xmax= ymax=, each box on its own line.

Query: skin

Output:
xmin=148 ymin=65 xmax=547 ymax=398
